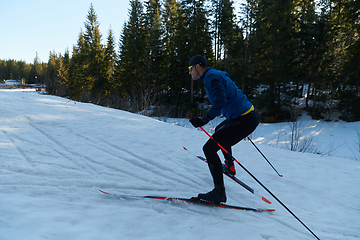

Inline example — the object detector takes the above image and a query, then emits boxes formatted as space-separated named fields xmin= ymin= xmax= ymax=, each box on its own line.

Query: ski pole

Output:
xmin=198 ymin=126 xmax=320 ymax=240
xmin=246 ymin=136 xmax=283 ymax=177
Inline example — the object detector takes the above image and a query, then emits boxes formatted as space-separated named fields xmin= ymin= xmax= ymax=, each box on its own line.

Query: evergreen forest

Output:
xmin=1 ymin=0 xmax=359 ymax=122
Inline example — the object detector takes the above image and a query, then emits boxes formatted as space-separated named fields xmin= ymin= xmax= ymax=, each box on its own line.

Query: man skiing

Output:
xmin=188 ymin=55 xmax=259 ymax=203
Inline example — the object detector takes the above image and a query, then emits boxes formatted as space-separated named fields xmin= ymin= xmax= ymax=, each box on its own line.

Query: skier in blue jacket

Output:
xmin=188 ymin=55 xmax=259 ymax=203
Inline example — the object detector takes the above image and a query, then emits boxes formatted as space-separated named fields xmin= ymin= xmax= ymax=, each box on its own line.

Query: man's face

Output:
xmin=188 ymin=64 xmax=200 ymax=80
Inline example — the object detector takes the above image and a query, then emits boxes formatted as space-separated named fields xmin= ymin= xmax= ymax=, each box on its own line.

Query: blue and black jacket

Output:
xmin=200 ymin=67 xmax=253 ymax=121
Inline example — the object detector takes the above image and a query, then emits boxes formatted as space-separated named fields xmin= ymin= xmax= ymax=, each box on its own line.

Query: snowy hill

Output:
xmin=1 ymin=89 xmax=359 ymax=240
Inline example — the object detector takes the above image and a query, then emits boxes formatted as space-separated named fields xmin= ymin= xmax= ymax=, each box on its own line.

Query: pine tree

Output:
xmin=67 ymin=31 xmax=87 ymax=100
xmin=295 ymin=0 xmax=318 ymax=109
xmin=46 ymin=51 xmax=68 ymax=96
xmin=299 ymin=0 xmax=359 ymax=120
xmin=215 ymin=0 xmax=246 ymax=90
xmin=163 ymin=0 xmax=181 ymax=68
xmin=67 ymin=4 xmax=107 ymax=103
xmin=218 ymin=0 xmax=241 ymax=62
xmin=210 ymin=0 xmax=222 ymax=65
xmin=56 ymin=49 xmax=70 ymax=97
xmin=105 ymin=28 xmax=117 ymax=95
xmin=337 ymin=0 xmax=360 ymax=121
xmin=162 ymin=0 xmax=183 ymax=101
xmin=84 ymin=4 xmax=107 ymax=103
xmin=179 ymin=0 xmax=214 ymax=107
xmin=46 ymin=51 xmax=58 ymax=95
xmin=239 ymin=0 xmax=261 ymax=98
xmin=343 ymin=0 xmax=360 ymax=85
xmin=240 ymin=0 xmax=257 ymax=64
xmin=29 ymin=52 xmax=43 ymax=84
xmin=0 ymin=60 xmax=31 ymax=83
xmin=143 ymin=0 xmax=165 ymax=110
xmin=252 ymin=0 xmax=299 ymax=120
xmin=181 ymin=0 xmax=213 ymax=57
xmin=162 ymin=0 xmax=199 ymax=114
xmin=116 ymin=0 xmax=147 ymax=112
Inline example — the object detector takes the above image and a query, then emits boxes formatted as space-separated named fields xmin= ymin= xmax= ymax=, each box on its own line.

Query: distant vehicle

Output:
xmin=4 ymin=79 xmax=22 ymax=85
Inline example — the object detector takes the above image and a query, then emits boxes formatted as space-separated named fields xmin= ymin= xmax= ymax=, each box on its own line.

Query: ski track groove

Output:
xmin=320 ymin=226 xmax=360 ymax=239
xmin=26 ymin=120 xmax=196 ymax=188
xmin=66 ymin=128 xmax=204 ymax=189
xmin=2 ymin=129 xmax=86 ymax=174
xmin=21 ymin=123 xmax=174 ymax=189
xmin=99 ymin=138 xmax=204 ymax=188
xmin=25 ymin=119 xmax=99 ymax=176
xmin=157 ymin=150 xmax=213 ymax=187
xmin=2 ymin=130 xmax=35 ymax=167
xmin=26 ymin=122 xmax=153 ymax=186
xmin=20 ymin=114 xmax=213 ymax=192
xmin=73 ymin=133 xmax=195 ymax=187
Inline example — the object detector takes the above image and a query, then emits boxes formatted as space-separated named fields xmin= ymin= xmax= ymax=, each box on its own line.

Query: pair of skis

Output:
xmin=100 ymin=147 xmax=274 ymax=212
xmin=99 ymin=189 xmax=274 ymax=212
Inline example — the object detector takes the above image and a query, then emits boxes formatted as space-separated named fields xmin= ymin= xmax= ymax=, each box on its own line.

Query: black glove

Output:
xmin=190 ymin=117 xmax=209 ymax=128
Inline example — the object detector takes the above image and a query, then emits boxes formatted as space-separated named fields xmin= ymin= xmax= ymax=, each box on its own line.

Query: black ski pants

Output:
xmin=203 ymin=110 xmax=260 ymax=187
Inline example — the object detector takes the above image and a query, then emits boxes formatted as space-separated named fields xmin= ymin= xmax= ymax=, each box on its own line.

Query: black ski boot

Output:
xmin=198 ymin=185 xmax=226 ymax=203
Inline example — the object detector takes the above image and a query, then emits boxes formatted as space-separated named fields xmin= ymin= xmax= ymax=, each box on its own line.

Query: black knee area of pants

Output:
xmin=203 ymin=140 xmax=218 ymax=162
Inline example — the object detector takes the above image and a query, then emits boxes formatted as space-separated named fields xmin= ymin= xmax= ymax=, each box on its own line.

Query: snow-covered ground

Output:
xmin=1 ymin=89 xmax=359 ymax=240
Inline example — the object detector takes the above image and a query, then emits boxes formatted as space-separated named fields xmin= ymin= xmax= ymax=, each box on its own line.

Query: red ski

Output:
xmin=99 ymin=189 xmax=275 ymax=212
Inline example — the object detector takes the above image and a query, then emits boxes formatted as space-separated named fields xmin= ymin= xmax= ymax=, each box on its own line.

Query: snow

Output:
xmin=1 ymin=89 xmax=359 ymax=240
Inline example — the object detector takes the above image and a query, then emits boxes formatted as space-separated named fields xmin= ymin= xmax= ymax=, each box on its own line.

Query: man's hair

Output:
xmin=189 ymin=55 xmax=207 ymax=68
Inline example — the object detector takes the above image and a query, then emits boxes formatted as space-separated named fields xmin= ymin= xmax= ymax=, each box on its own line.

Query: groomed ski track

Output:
xmin=0 ymin=90 xmax=359 ymax=240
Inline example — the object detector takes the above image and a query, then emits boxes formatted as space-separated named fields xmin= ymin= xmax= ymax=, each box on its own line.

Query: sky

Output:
xmin=1 ymin=0 xmax=243 ymax=64
xmin=0 ymin=0 xmax=131 ymax=63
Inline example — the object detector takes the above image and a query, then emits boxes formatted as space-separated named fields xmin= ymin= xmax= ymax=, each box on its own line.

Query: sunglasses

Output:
xmin=188 ymin=65 xmax=195 ymax=71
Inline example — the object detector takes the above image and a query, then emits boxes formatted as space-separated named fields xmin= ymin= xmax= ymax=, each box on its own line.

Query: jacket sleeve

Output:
xmin=205 ymin=78 xmax=227 ymax=120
